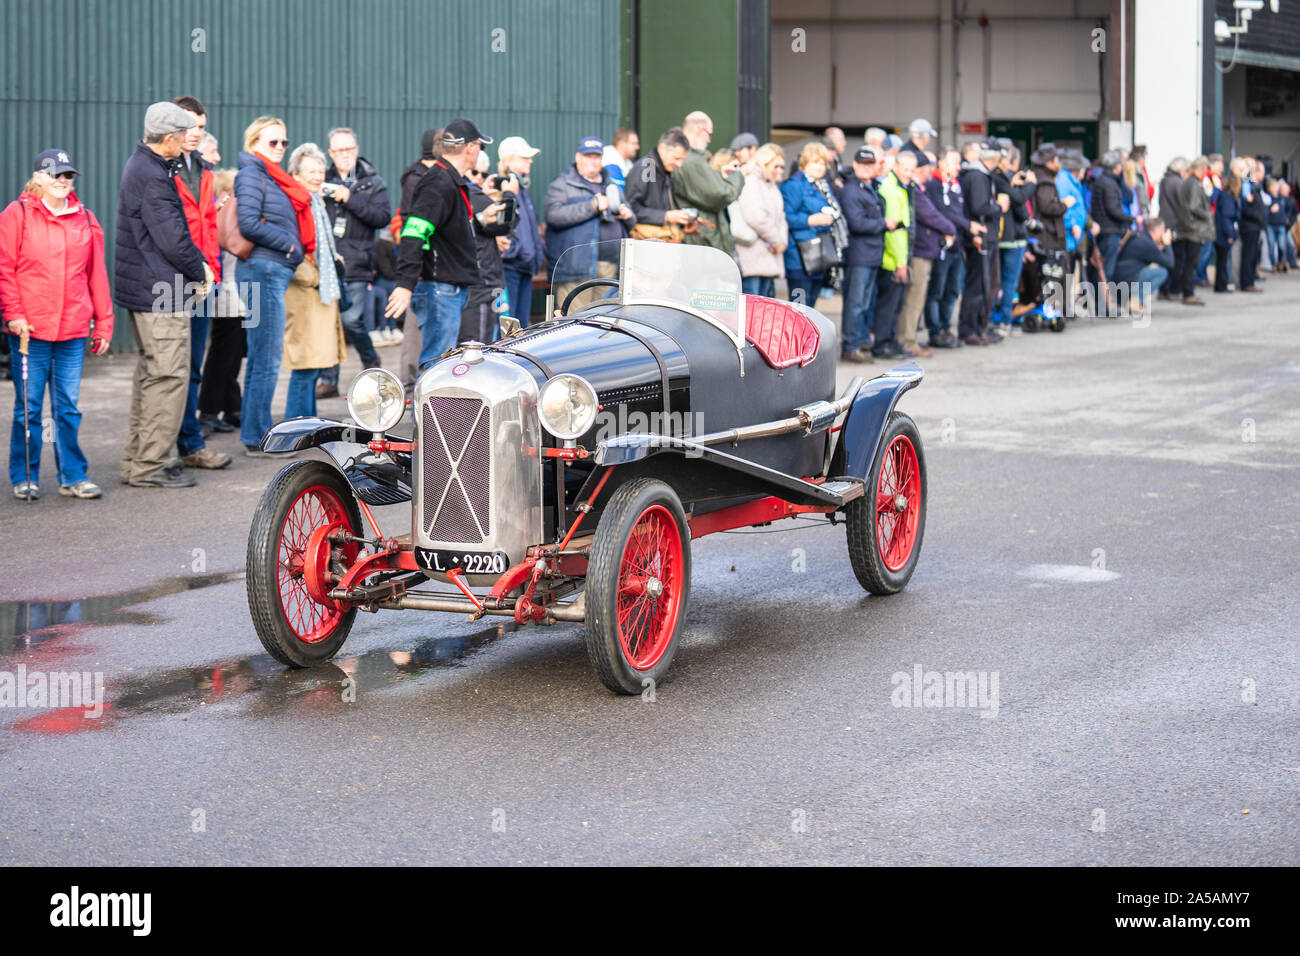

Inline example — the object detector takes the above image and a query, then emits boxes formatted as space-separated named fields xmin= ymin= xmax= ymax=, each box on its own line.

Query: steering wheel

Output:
xmin=560 ymin=278 xmax=620 ymax=316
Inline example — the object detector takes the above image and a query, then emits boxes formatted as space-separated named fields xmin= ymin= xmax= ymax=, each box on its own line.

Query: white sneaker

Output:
xmin=388 ymin=328 xmax=404 ymax=344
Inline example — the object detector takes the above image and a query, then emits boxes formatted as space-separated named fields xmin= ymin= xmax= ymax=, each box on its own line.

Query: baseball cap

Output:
xmin=885 ymin=133 xmax=903 ymax=150
xmin=441 ymin=118 xmax=493 ymax=146
xmin=143 ymin=101 xmax=196 ymax=139
xmin=34 ymin=148 xmax=78 ymax=176
xmin=577 ymin=136 xmax=604 ymax=155
xmin=853 ymin=147 xmax=877 ymax=164
xmin=910 ymin=117 xmax=938 ymax=137
xmin=730 ymin=132 xmax=760 ymax=151
xmin=498 ymin=136 xmax=540 ymax=161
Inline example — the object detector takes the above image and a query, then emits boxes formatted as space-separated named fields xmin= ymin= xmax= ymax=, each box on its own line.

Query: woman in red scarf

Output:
xmin=232 ymin=117 xmax=313 ymax=455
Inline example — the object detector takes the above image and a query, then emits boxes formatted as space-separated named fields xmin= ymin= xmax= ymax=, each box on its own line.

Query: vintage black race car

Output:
xmin=246 ymin=239 xmax=927 ymax=694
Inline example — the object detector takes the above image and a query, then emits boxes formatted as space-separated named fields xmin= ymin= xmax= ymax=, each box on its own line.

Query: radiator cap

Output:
xmin=461 ymin=341 xmax=485 ymax=364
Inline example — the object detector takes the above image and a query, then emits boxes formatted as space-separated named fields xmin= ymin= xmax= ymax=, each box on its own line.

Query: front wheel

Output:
xmin=247 ymin=459 xmax=361 ymax=667
xmin=584 ymin=478 xmax=691 ymax=694
xmin=845 ymin=412 xmax=927 ymax=594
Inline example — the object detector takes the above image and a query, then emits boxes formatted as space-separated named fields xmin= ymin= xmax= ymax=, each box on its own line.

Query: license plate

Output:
xmin=414 ymin=548 xmax=509 ymax=575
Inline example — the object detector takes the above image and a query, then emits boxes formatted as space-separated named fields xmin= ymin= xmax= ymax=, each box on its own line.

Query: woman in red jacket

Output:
xmin=0 ymin=149 xmax=113 ymax=500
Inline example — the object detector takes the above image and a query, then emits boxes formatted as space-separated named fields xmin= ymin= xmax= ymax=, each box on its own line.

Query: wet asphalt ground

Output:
xmin=1 ymin=282 xmax=1298 ymax=865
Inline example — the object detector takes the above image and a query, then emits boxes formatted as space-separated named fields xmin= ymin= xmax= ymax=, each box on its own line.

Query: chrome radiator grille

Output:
xmin=421 ymin=395 xmax=492 ymax=543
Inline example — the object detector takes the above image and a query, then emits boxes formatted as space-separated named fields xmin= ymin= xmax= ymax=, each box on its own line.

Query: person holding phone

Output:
xmin=460 ymin=150 xmax=517 ymax=342
xmin=0 ymin=149 xmax=114 ymax=500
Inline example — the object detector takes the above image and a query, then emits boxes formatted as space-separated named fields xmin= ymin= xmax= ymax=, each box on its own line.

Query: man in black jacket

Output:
xmin=624 ymin=127 xmax=693 ymax=229
xmin=386 ymin=118 xmax=489 ymax=371
xmin=394 ymin=128 xmax=439 ymax=390
xmin=318 ymin=127 xmax=392 ymax=397
xmin=1090 ymin=150 xmax=1134 ymax=282
xmin=838 ymin=147 xmax=887 ymax=362
xmin=957 ymin=144 xmax=1006 ymax=345
xmin=923 ymin=148 xmax=973 ymax=348
xmin=1238 ymin=161 xmax=1268 ymax=292
xmin=116 ymin=102 xmax=210 ymax=489
xmin=460 ymin=151 xmax=517 ymax=342
xmin=991 ymin=147 xmax=1037 ymax=328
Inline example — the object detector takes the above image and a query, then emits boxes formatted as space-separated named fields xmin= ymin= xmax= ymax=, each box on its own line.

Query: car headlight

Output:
xmin=538 ymin=374 xmax=598 ymax=440
xmin=347 ymin=368 xmax=405 ymax=434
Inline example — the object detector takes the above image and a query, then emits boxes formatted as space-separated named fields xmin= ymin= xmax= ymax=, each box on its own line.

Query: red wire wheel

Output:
xmin=616 ymin=504 xmax=685 ymax=670
xmin=585 ymin=478 xmax=692 ymax=694
xmin=247 ymin=460 xmax=362 ymax=666
xmin=875 ymin=434 xmax=921 ymax=572
xmin=846 ymin=412 xmax=927 ymax=595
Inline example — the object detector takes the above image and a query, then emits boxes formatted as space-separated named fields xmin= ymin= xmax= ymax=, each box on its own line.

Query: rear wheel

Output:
xmin=247 ymin=460 xmax=361 ymax=667
xmin=846 ymin=412 xmax=927 ymax=594
xmin=584 ymin=478 xmax=690 ymax=694
xmin=1022 ymin=312 xmax=1042 ymax=333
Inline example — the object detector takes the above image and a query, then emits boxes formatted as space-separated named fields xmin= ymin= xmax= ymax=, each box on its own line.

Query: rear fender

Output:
xmin=261 ymin=418 xmax=414 ymax=507
xmin=830 ymin=362 xmax=924 ymax=480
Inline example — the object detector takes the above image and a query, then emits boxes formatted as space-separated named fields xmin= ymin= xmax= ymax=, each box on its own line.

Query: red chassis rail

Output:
xmin=322 ymin=467 xmax=848 ymax=624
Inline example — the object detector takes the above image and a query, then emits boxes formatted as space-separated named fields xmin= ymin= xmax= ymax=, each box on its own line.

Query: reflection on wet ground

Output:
xmin=0 ymin=570 xmax=246 ymax=653
xmin=4 ymin=622 xmax=515 ymax=735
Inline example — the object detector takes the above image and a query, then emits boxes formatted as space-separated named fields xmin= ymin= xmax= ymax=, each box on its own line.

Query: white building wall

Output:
xmin=1133 ymin=0 xmax=1203 ymax=214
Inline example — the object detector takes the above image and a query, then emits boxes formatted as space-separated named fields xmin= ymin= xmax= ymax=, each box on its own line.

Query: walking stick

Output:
xmin=18 ymin=328 xmax=33 ymax=501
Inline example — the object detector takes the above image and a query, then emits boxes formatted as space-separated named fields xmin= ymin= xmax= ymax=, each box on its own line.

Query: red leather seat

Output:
xmin=744 ymin=296 xmax=821 ymax=369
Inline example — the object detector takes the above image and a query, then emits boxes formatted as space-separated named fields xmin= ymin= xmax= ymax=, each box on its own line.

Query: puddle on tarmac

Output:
xmin=4 ymin=623 xmax=515 ymax=735
xmin=0 ymin=570 xmax=246 ymax=655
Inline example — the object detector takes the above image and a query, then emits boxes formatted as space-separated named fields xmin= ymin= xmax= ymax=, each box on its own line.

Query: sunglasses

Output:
xmin=53 ymin=171 xmax=77 ymax=181
xmin=266 ymin=139 xmax=289 ymax=149
xmin=466 ymin=169 xmax=484 ymax=178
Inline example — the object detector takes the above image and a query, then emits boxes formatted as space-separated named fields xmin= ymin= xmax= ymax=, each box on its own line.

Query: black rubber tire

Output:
xmin=1049 ymin=315 xmax=1067 ymax=332
xmin=845 ymin=411 xmax=927 ymax=595
xmin=1022 ymin=313 xmax=1042 ymax=333
xmin=583 ymin=478 xmax=691 ymax=695
xmin=246 ymin=459 xmax=361 ymax=667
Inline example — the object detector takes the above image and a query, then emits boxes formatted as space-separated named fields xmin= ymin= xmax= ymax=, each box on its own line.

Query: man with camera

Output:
xmin=386 ymin=118 xmax=490 ymax=371
xmin=460 ymin=151 xmax=517 ymax=342
xmin=625 ymin=127 xmax=694 ymax=233
xmin=318 ymin=127 xmax=391 ymax=398
xmin=544 ymin=136 xmax=636 ymax=312
xmin=990 ymin=146 xmax=1037 ymax=329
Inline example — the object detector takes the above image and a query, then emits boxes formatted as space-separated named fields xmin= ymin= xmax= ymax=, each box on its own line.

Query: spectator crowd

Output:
xmin=2 ymin=98 xmax=1297 ymax=500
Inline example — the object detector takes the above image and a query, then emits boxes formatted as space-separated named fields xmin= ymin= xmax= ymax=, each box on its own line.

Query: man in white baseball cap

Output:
xmin=901 ymin=118 xmax=938 ymax=166
xmin=496 ymin=136 xmax=544 ymax=326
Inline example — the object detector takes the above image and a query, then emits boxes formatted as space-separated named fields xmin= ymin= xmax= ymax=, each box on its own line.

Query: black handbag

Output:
xmin=334 ymin=255 xmax=352 ymax=313
xmin=796 ymin=233 xmax=841 ymax=276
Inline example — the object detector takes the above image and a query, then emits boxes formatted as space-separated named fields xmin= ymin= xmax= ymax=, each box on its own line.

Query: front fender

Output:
xmin=831 ymin=362 xmax=924 ymax=480
xmin=262 ymin=418 xmax=414 ymax=507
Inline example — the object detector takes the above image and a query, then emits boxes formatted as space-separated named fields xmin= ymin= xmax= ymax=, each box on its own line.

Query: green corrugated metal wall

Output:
xmin=1 ymin=0 xmax=623 ymax=351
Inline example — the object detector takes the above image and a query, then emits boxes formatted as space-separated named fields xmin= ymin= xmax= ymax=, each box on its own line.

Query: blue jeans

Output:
xmin=176 ymin=297 xmax=211 ymax=456
xmin=237 ymin=257 xmax=295 ymax=448
xmin=319 ymin=280 xmax=378 ymax=387
xmin=742 ymin=275 xmax=777 ymax=298
xmin=925 ymin=250 xmax=964 ymax=338
xmin=1097 ymin=233 xmax=1122 ymax=282
xmin=841 ymin=265 xmax=878 ymax=353
xmin=504 ymin=268 xmax=535 ymax=329
xmin=1266 ymin=225 xmax=1290 ymax=268
xmin=8 ymin=335 xmax=88 ymax=487
xmin=1132 ymin=265 xmax=1168 ymax=305
xmin=285 ymin=368 xmax=321 ymax=419
xmin=1195 ymin=240 xmax=1214 ymax=281
xmin=413 ymin=280 xmax=469 ymax=371
xmin=992 ymin=245 xmax=1026 ymax=324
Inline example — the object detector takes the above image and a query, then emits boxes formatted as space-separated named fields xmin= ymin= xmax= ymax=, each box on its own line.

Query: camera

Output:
xmin=320 ymin=182 xmax=341 ymax=198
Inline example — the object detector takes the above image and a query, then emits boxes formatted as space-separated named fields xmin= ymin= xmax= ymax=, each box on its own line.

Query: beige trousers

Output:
xmin=897 ymin=257 xmax=933 ymax=351
xmin=121 ymin=311 xmax=190 ymax=483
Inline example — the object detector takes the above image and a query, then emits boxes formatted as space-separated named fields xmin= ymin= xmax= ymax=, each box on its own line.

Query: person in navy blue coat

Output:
xmin=115 ymin=102 xmax=210 ymax=488
xmin=836 ymin=147 xmax=887 ymax=361
xmin=234 ymin=116 xmax=310 ymax=455
xmin=496 ymin=136 xmax=546 ymax=327
xmin=1213 ymin=175 xmax=1242 ymax=293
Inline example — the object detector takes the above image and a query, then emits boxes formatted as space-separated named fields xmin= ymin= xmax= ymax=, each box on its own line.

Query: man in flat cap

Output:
xmin=116 ymin=101 xmax=212 ymax=488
